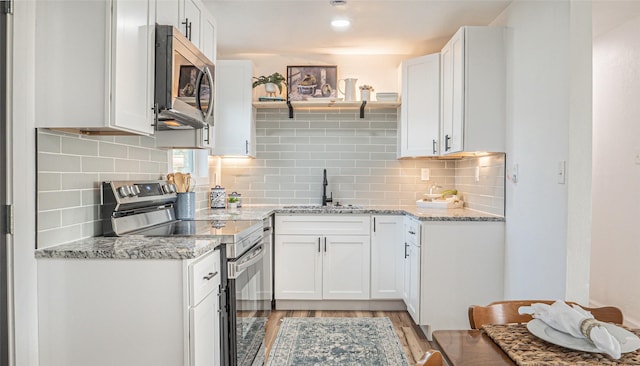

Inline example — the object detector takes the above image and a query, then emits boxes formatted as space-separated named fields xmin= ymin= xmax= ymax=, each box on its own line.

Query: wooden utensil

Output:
xmin=174 ymin=172 xmax=185 ymax=192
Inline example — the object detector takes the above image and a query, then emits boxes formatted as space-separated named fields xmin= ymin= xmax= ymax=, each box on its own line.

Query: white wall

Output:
xmin=229 ymin=54 xmax=409 ymax=100
xmin=9 ymin=1 xmax=40 ymax=365
xmin=592 ymin=14 xmax=640 ymax=328
xmin=492 ymin=1 xmax=591 ymax=300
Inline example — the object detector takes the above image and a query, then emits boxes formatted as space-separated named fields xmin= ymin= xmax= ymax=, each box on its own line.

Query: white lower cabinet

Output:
xmin=403 ymin=217 xmax=421 ymax=323
xmin=418 ymin=221 xmax=504 ymax=339
xmin=37 ymin=249 xmax=221 ymax=366
xmin=370 ymin=215 xmax=404 ymax=299
xmin=274 ymin=215 xmax=371 ymax=301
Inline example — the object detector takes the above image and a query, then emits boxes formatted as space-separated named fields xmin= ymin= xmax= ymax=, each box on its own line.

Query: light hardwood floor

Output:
xmin=264 ymin=310 xmax=435 ymax=365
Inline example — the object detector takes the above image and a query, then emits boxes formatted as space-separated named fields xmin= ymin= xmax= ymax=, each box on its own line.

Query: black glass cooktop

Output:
xmin=128 ymin=220 xmax=262 ymax=238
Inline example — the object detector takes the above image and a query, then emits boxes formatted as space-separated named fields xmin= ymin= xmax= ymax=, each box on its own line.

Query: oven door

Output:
xmin=227 ymin=242 xmax=270 ymax=366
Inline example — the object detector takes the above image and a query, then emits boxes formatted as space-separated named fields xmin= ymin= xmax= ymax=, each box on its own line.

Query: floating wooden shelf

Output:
xmin=252 ymin=100 xmax=400 ymax=119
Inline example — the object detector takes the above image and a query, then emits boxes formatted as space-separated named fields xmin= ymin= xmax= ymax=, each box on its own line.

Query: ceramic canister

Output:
xmin=210 ymin=185 xmax=226 ymax=208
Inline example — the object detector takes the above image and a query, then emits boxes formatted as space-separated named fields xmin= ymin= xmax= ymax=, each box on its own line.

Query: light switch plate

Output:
xmin=421 ymin=168 xmax=430 ymax=181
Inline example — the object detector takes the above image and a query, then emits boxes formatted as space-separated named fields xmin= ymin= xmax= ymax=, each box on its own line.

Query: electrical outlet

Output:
xmin=512 ymin=164 xmax=518 ymax=183
xmin=421 ymin=168 xmax=430 ymax=181
xmin=558 ymin=161 xmax=566 ymax=184
xmin=474 ymin=167 xmax=480 ymax=182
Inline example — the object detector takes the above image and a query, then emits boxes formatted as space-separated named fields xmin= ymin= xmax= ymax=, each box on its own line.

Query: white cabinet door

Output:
xmin=399 ymin=54 xmax=440 ymax=158
xmin=274 ymin=235 xmax=322 ymax=300
xmin=419 ymin=221 xmax=504 ymax=339
xmin=407 ymin=242 xmax=420 ymax=323
xmin=183 ymin=0 xmax=202 ymax=48
xmin=201 ymin=14 xmax=217 ymax=63
xmin=112 ymin=0 xmax=156 ymax=135
xmin=323 ymin=235 xmax=370 ymax=300
xmin=441 ymin=28 xmax=464 ymax=154
xmin=156 ymin=0 xmax=181 ymax=29
xmin=370 ymin=216 xmax=404 ymax=299
xmin=440 ymin=26 xmax=505 ymax=155
xmin=190 ymin=290 xmax=220 ymax=366
xmin=213 ymin=60 xmax=256 ymax=157
xmin=35 ymin=0 xmax=155 ymax=135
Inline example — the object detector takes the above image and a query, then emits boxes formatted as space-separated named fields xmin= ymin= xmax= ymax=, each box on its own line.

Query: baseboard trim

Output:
xmin=275 ymin=299 xmax=407 ymax=311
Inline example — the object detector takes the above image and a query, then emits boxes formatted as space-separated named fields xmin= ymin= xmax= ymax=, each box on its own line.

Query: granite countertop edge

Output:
xmin=37 ymin=206 xmax=503 ymax=260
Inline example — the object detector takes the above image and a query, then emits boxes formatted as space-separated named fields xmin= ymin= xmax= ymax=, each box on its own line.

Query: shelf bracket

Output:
xmin=287 ymin=100 xmax=294 ymax=119
xmin=359 ymin=101 xmax=367 ymax=119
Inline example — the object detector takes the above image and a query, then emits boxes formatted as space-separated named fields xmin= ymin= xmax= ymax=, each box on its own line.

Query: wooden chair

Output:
xmin=468 ymin=300 xmax=624 ymax=329
xmin=416 ymin=349 xmax=443 ymax=366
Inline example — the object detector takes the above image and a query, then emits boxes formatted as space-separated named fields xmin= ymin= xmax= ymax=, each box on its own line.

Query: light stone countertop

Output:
xmin=35 ymin=235 xmax=220 ymax=260
xmin=36 ymin=205 xmax=503 ymax=260
xmin=197 ymin=205 xmax=504 ymax=222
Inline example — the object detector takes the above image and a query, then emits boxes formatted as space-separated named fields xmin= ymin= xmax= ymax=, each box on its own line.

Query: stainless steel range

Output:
xmin=101 ymin=180 xmax=271 ymax=366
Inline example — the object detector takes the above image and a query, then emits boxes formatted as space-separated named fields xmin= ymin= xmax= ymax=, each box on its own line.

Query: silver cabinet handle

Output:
xmin=409 ymin=230 xmax=416 ymax=235
xmin=445 ymin=134 xmax=451 ymax=151
xmin=432 ymin=139 xmax=437 ymax=154
xmin=404 ymin=243 xmax=409 ymax=259
xmin=373 ymin=217 xmax=376 ymax=232
xmin=245 ymin=140 xmax=249 ymax=154
xmin=203 ymin=271 xmax=218 ymax=281
xmin=324 ymin=237 xmax=327 ymax=252
xmin=318 ymin=237 xmax=321 ymax=253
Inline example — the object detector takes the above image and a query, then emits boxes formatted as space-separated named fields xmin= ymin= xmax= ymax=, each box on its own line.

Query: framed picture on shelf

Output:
xmin=287 ymin=65 xmax=338 ymax=101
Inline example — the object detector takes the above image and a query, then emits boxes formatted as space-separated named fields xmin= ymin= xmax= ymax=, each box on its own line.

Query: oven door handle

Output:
xmin=229 ymin=243 xmax=265 ymax=278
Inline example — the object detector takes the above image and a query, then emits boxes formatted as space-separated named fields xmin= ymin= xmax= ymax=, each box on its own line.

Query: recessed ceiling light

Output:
xmin=330 ymin=0 xmax=347 ymax=6
xmin=331 ymin=18 xmax=351 ymax=29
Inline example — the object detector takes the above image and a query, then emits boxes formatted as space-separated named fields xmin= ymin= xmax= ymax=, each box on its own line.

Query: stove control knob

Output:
xmin=169 ymin=184 xmax=177 ymax=193
xmin=162 ymin=184 xmax=172 ymax=194
xmin=118 ymin=186 xmax=132 ymax=198
xmin=131 ymin=185 xmax=141 ymax=196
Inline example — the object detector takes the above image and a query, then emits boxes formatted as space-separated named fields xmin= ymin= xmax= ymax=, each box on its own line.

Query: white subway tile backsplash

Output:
xmin=81 ymin=157 xmax=115 ymax=173
xmin=36 ymin=129 xmax=170 ymax=247
xmin=38 ymin=173 xmax=61 ymax=191
xmin=213 ymin=108 xmax=504 ymax=212
xmin=37 ymin=133 xmax=61 ymax=153
xmin=38 ymin=191 xmax=82 ymax=211
xmin=61 ymin=136 xmax=98 ymax=156
xmin=99 ymin=142 xmax=129 ymax=158
xmin=61 ymin=173 xmax=101 ymax=190
xmin=39 ymin=153 xmax=81 ymax=172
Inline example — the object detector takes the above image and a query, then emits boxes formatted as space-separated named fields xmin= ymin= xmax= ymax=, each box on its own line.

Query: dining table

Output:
xmin=433 ymin=324 xmax=640 ymax=366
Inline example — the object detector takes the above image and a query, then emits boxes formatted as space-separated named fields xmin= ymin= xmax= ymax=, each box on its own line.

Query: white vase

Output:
xmin=228 ymin=202 xmax=238 ymax=209
xmin=264 ymin=83 xmax=278 ymax=97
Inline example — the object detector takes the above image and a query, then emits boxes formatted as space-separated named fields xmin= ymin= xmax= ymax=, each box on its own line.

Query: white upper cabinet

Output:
xmin=440 ymin=26 xmax=505 ymax=155
xmin=156 ymin=0 xmax=216 ymax=62
xmin=35 ymin=0 xmax=156 ymax=135
xmin=398 ymin=54 xmax=440 ymax=158
xmin=212 ymin=60 xmax=256 ymax=157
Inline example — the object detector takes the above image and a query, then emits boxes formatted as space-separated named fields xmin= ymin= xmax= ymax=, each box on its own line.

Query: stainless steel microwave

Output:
xmin=154 ymin=25 xmax=214 ymax=130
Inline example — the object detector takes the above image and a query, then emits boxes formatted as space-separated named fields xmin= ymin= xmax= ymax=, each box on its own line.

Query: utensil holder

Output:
xmin=175 ymin=192 xmax=195 ymax=220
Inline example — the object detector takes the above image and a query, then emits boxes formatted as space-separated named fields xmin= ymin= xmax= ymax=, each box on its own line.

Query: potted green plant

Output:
xmin=252 ymin=72 xmax=287 ymax=97
xmin=228 ymin=196 xmax=240 ymax=209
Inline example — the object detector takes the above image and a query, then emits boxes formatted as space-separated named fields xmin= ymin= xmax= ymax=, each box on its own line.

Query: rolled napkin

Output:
xmin=519 ymin=300 xmax=622 ymax=359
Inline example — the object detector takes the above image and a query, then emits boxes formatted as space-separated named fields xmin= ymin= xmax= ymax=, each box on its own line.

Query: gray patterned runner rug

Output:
xmin=266 ymin=317 xmax=409 ymax=366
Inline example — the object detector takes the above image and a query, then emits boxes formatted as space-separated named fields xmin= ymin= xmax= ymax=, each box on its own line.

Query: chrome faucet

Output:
xmin=322 ymin=169 xmax=333 ymax=206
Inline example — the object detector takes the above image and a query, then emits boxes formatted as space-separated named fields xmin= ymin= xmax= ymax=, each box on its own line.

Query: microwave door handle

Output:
xmin=202 ymin=66 xmax=215 ymax=123
xmin=195 ymin=68 xmax=205 ymax=118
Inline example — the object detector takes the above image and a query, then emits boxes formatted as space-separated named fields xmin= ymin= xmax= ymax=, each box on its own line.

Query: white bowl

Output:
xmin=423 ymin=193 xmax=442 ymax=199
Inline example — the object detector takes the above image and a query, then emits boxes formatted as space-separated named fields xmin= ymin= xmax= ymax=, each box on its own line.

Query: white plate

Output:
xmin=527 ymin=319 xmax=640 ymax=353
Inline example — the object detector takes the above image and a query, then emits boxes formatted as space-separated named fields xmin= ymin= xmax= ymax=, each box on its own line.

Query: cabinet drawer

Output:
xmin=275 ymin=215 xmax=370 ymax=235
xmin=189 ymin=251 xmax=219 ymax=306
